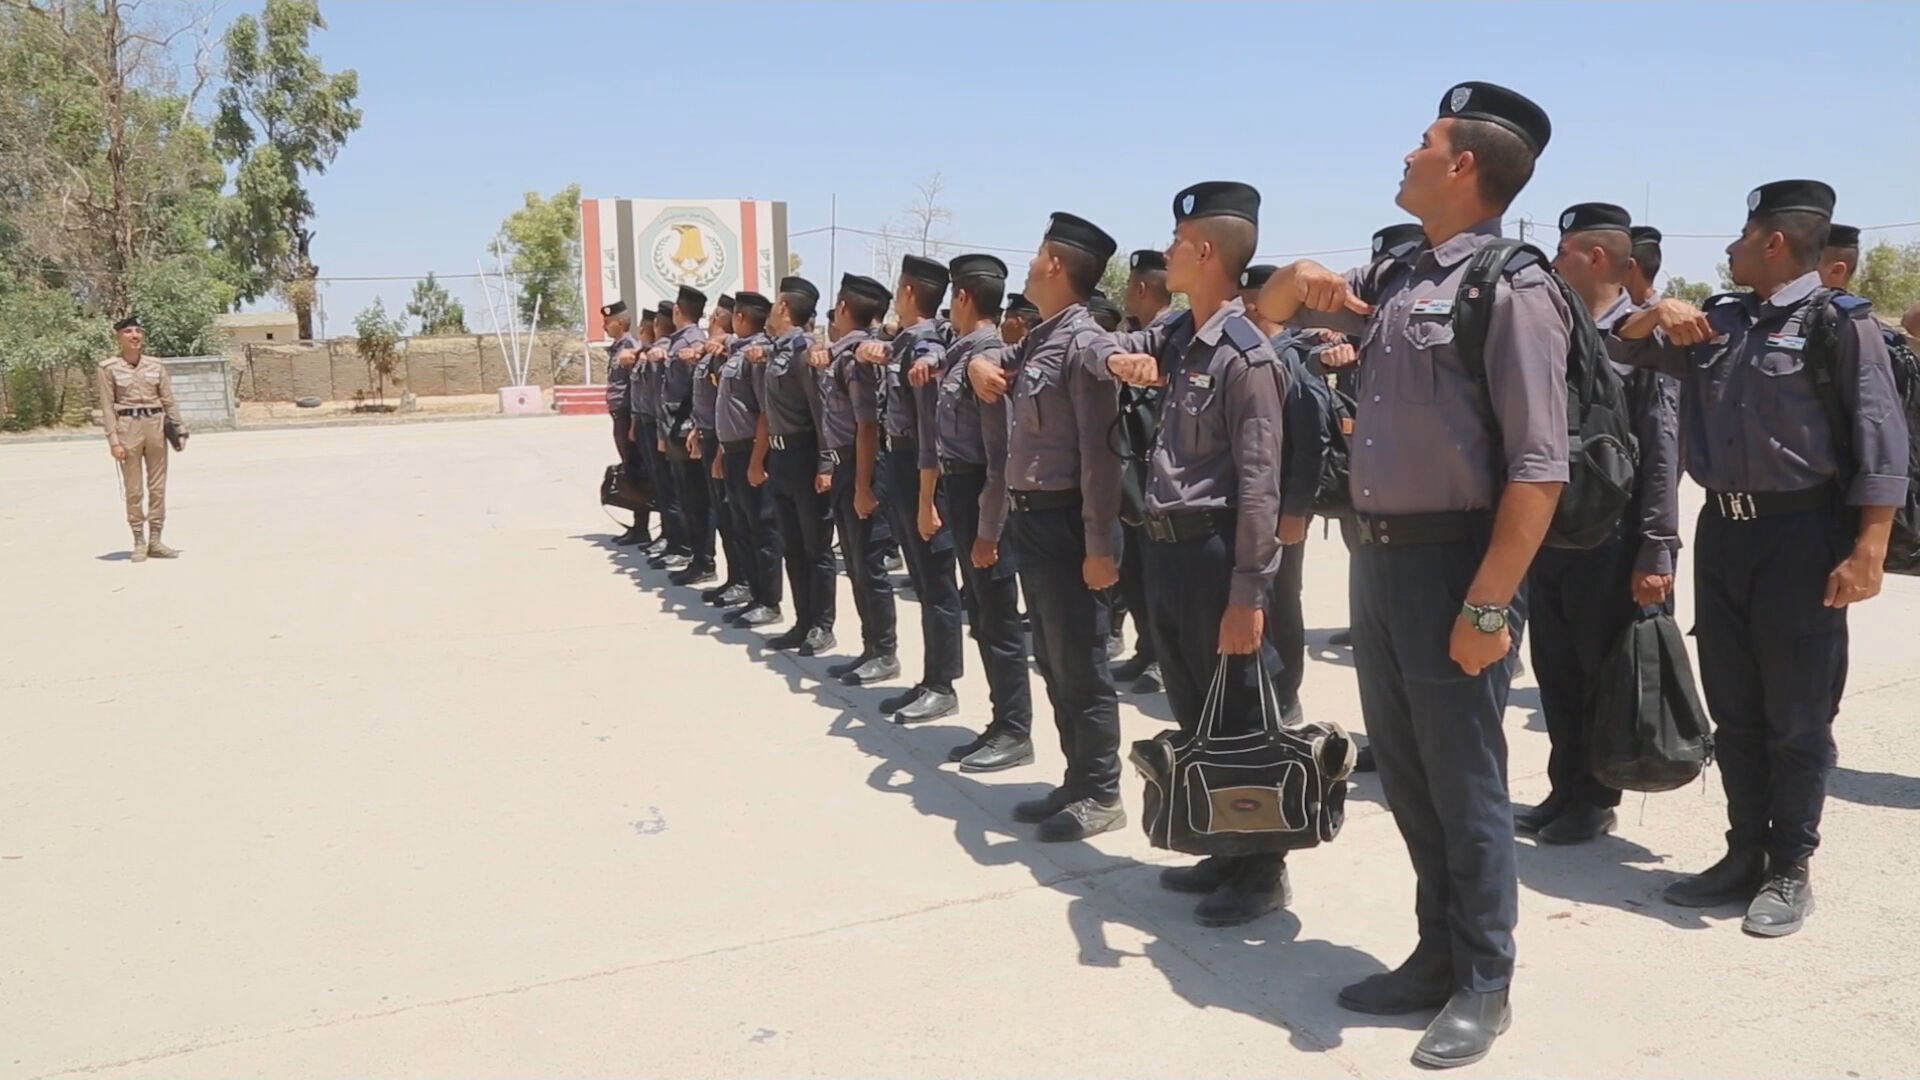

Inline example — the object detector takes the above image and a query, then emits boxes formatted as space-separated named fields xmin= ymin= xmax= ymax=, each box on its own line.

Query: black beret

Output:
xmin=1372 ymin=224 xmax=1426 ymax=258
xmin=656 ymin=300 xmax=674 ymax=320
xmin=1746 ymin=179 xmax=1835 ymax=218
xmin=779 ymin=275 xmax=820 ymax=303
xmin=636 ymin=308 xmax=655 ymax=323
xmin=838 ymin=273 xmax=892 ymax=306
xmin=900 ymin=254 xmax=950 ymax=293
xmin=1129 ymin=249 xmax=1167 ymax=273
xmin=1239 ymin=264 xmax=1278 ymax=291
xmin=1558 ymin=202 xmax=1632 ymax=235
xmin=716 ymin=294 xmax=736 ymax=310
xmin=1438 ymin=81 xmax=1551 ymax=155
xmin=1173 ymin=180 xmax=1260 ymax=225
xmin=600 ymin=300 xmax=628 ymax=318
xmin=113 ymin=313 xmax=142 ymax=331
xmin=1086 ymin=294 xmax=1124 ymax=330
xmin=1826 ymin=224 xmax=1861 ymax=248
xmin=676 ymin=285 xmax=707 ymax=310
xmin=1004 ymin=292 xmax=1038 ymax=318
xmin=733 ymin=291 xmax=772 ymax=317
xmin=1043 ymin=211 xmax=1117 ymax=263
xmin=1629 ymin=226 xmax=1663 ymax=248
xmin=948 ymin=253 xmax=1008 ymax=282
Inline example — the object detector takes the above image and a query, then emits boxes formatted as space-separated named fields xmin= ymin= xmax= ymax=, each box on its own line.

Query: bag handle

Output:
xmin=1197 ymin=652 xmax=1284 ymax=743
xmin=1196 ymin=655 xmax=1232 ymax=742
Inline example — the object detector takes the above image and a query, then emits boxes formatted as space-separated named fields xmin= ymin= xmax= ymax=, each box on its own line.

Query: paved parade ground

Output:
xmin=6 ymin=414 xmax=1920 ymax=1079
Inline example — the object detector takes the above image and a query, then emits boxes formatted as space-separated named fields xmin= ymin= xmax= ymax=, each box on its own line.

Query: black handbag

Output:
xmin=164 ymin=417 xmax=187 ymax=451
xmin=1589 ymin=607 xmax=1714 ymax=792
xmin=1130 ymin=655 xmax=1356 ymax=856
xmin=600 ymin=463 xmax=653 ymax=514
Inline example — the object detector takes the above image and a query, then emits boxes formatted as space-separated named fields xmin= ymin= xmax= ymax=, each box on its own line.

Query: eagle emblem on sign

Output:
xmin=643 ymin=208 xmax=734 ymax=292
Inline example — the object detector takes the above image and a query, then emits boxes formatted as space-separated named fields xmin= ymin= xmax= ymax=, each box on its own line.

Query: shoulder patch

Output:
xmin=1071 ymin=327 xmax=1105 ymax=352
xmin=1222 ymin=314 xmax=1270 ymax=361
xmin=1832 ymin=293 xmax=1874 ymax=318
xmin=1703 ymin=291 xmax=1746 ymax=309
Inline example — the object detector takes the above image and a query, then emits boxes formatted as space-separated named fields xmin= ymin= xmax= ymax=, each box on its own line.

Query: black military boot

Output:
xmin=1194 ymin=853 xmax=1291 ymax=927
xmin=1012 ymin=786 xmax=1075 ymax=824
xmin=1159 ymin=855 xmax=1239 ymax=894
xmin=1337 ymin=947 xmax=1453 ymax=1015
xmin=1112 ymin=652 xmax=1153 ymax=683
xmin=1743 ymin=859 xmax=1814 ymax=938
xmin=1664 ymin=848 xmax=1768 ymax=908
xmin=1411 ymin=988 xmax=1511 ymax=1069
xmin=1537 ymin=802 xmax=1616 ymax=845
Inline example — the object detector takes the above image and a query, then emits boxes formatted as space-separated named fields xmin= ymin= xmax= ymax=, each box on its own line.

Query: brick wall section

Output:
xmin=235 ymin=332 xmax=603 ymax=402
xmin=161 ymin=358 xmax=236 ymax=430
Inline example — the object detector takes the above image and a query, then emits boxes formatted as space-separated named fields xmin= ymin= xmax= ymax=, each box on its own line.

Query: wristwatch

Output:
xmin=1461 ymin=601 xmax=1508 ymax=634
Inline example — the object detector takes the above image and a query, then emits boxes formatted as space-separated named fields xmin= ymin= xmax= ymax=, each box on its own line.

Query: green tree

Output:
xmin=127 ymin=253 xmax=234 ymax=355
xmin=406 ymin=271 xmax=467 ymax=335
xmin=1851 ymin=241 xmax=1920 ymax=316
xmin=492 ymin=184 xmax=580 ymax=330
xmin=213 ymin=0 xmax=361 ymax=341
xmin=1663 ymin=276 xmax=1715 ymax=305
xmin=352 ymin=296 xmax=404 ymax=403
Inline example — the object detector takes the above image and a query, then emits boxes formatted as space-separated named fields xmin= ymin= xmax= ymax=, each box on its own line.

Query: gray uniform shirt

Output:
xmin=1146 ymin=298 xmax=1288 ymax=608
xmin=715 ymin=332 xmax=768 ymax=444
xmin=822 ymin=327 xmax=872 ymax=451
xmin=1594 ymin=288 xmax=1683 ymax=574
xmin=692 ymin=333 xmax=731 ymax=432
xmin=844 ymin=327 xmax=884 ymax=437
xmin=928 ymin=325 xmax=999 ymax=466
xmin=606 ymin=333 xmax=636 ymax=412
xmin=885 ymin=318 xmax=941 ymax=441
xmin=1311 ymin=218 xmax=1571 ymax=514
xmin=658 ymin=323 xmax=707 ymax=430
xmin=1007 ymin=302 xmax=1123 ymax=558
xmin=763 ymin=327 xmax=820 ymax=438
xmin=1611 ymin=271 xmax=1909 ymax=505
xmin=628 ymin=335 xmax=656 ymax=423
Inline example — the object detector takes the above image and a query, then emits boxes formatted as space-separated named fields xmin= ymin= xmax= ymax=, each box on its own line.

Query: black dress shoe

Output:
xmin=798 ymin=628 xmax=836 ymax=656
xmin=646 ymin=553 xmax=671 ymax=569
xmin=615 ymin=527 xmax=648 ymax=546
xmin=642 ymin=537 xmax=667 ymax=555
xmin=947 ymin=730 xmax=989 ymax=763
xmin=765 ymin=627 xmax=808 ymax=650
xmin=733 ymin=604 xmax=782 ymax=628
xmin=670 ymin=562 xmax=717 ymax=586
xmin=1130 ymin=663 xmax=1163 ymax=694
xmin=1112 ymin=653 xmax=1153 ymax=683
xmin=1353 ymin=744 xmax=1377 ymax=773
xmin=1328 ymin=628 xmax=1353 ymax=646
xmin=882 ymin=550 xmax=904 ymax=574
xmin=1338 ymin=949 xmax=1454 ymax=1015
xmin=1013 ymin=787 xmax=1074 ymax=824
xmin=1195 ymin=853 xmax=1291 ymax=927
xmin=661 ymin=553 xmax=692 ymax=572
xmin=1037 ymin=797 xmax=1125 ymax=842
xmin=1743 ymin=862 xmax=1813 ymax=937
xmin=1537 ymin=803 xmax=1616 ymax=845
xmin=1160 ymin=855 xmax=1239 ymax=894
xmin=1664 ymin=848 xmax=1768 ymax=908
xmin=1514 ymin=792 xmax=1569 ymax=835
xmin=959 ymin=731 xmax=1033 ymax=772
xmin=894 ymin=688 xmax=958 ymax=724
xmin=829 ymin=652 xmax=874 ymax=679
xmin=1412 ymin=988 xmax=1510 ymax=1069
xmin=879 ymin=685 xmax=925 ymax=713
xmin=843 ymin=654 xmax=901 ymax=686
xmin=702 ymin=582 xmax=744 ymax=605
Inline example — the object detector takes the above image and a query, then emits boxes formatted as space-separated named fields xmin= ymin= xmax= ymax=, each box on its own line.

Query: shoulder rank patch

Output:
xmin=1832 ymin=293 xmax=1874 ymax=318
xmin=1222 ymin=314 xmax=1270 ymax=361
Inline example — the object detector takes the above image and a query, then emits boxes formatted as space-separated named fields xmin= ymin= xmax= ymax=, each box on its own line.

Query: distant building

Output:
xmin=213 ymin=311 xmax=299 ymax=350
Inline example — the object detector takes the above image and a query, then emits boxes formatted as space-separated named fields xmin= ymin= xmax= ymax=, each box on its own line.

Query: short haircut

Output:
xmin=1823 ymin=241 xmax=1862 ymax=276
xmin=954 ymin=275 xmax=1005 ymax=317
xmin=1445 ymin=117 xmax=1536 ymax=210
xmin=678 ymin=293 xmax=707 ymax=320
xmin=781 ymin=289 xmax=818 ymax=325
xmin=1044 ymin=240 xmax=1103 ymax=299
xmin=840 ymin=289 xmax=887 ymax=327
xmin=1751 ymin=210 xmax=1830 ymax=268
xmin=1569 ymin=228 xmax=1631 ymax=270
xmin=1128 ymin=267 xmax=1171 ymax=301
xmin=1196 ymin=216 xmax=1258 ymax=279
xmin=736 ymin=307 xmax=768 ymax=332
xmin=1630 ymin=240 xmax=1663 ymax=279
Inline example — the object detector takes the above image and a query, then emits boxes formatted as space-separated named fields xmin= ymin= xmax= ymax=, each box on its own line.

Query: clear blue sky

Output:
xmin=292 ymin=0 xmax=1920 ymax=337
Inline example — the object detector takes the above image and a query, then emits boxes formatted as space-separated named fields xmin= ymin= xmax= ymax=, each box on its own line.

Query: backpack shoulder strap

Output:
xmin=1452 ymin=238 xmax=1539 ymax=383
xmin=1801 ymin=286 xmax=1857 ymax=468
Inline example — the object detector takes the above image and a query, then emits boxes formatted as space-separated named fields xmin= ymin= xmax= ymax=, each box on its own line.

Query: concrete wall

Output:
xmin=234 ymin=331 xmax=603 ymax=403
xmin=162 ymin=357 xmax=236 ymax=430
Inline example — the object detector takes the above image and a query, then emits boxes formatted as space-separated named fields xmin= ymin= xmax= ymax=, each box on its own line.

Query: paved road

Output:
xmin=4 ymin=416 xmax=1918 ymax=1078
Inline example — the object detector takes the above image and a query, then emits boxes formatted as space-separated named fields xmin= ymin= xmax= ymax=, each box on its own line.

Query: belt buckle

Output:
xmin=826 ymin=449 xmax=842 ymax=466
xmin=1144 ymin=516 xmax=1173 ymax=543
xmin=770 ymin=435 xmax=786 ymax=450
xmin=1719 ymin=492 xmax=1757 ymax=521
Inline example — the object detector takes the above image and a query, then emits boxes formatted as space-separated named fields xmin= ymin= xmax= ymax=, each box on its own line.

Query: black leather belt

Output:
xmin=1142 ymin=508 xmax=1234 ymax=544
xmin=1353 ymin=511 xmax=1489 ymax=546
xmin=1009 ymin=488 xmax=1081 ymax=513
xmin=117 ymin=407 xmax=162 ymax=417
xmin=1706 ymin=485 xmax=1836 ymax=521
xmin=721 ymin=439 xmax=754 ymax=454
xmin=828 ymin=445 xmax=854 ymax=466
xmin=939 ymin=459 xmax=985 ymax=477
xmin=885 ymin=432 xmax=917 ymax=452
xmin=769 ymin=432 xmax=816 ymax=451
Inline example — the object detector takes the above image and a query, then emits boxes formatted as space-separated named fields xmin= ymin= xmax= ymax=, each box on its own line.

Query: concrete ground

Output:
xmin=4 ymin=415 xmax=1918 ymax=1079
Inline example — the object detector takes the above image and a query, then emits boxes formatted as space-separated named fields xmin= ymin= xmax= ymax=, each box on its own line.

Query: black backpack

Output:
xmin=1454 ymin=239 xmax=1640 ymax=549
xmin=1589 ymin=608 xmax=1714 ymax=792
xmin=1309 ymin=372 xmax=1356 ymax=518
xmin=1802 ymin=289 xmax=1920 ymax=575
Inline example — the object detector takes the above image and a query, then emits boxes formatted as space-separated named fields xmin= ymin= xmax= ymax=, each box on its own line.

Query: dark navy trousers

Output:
xmin=1526 ymin=530 xmax=1634 ymax=809
xmin=635 ymin=419 xmax=687 ymax=554
xmin=883 ymin=449 xmax=963 ymax=692
xmin=1010 ymin=502 xmax=1120 ymax=803
xmin=1146 ymin=529 xmax=1282 ymax=740
xmin=722 ymin=444 xmax=783 ymax=608
xmin=1264 ymin=538 xmax=1308 ymax=706
xmin=832 ymin=450 xmax=898 ymax=657
xmin=767 ymin=437 xmax=836 ymax=633
xmin=944 ymin=469 xmax=1032 ymax=738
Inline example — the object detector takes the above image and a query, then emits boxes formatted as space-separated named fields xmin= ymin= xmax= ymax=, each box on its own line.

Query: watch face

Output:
xmin=1477 ymin=609 xmax=1505 ymax=633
